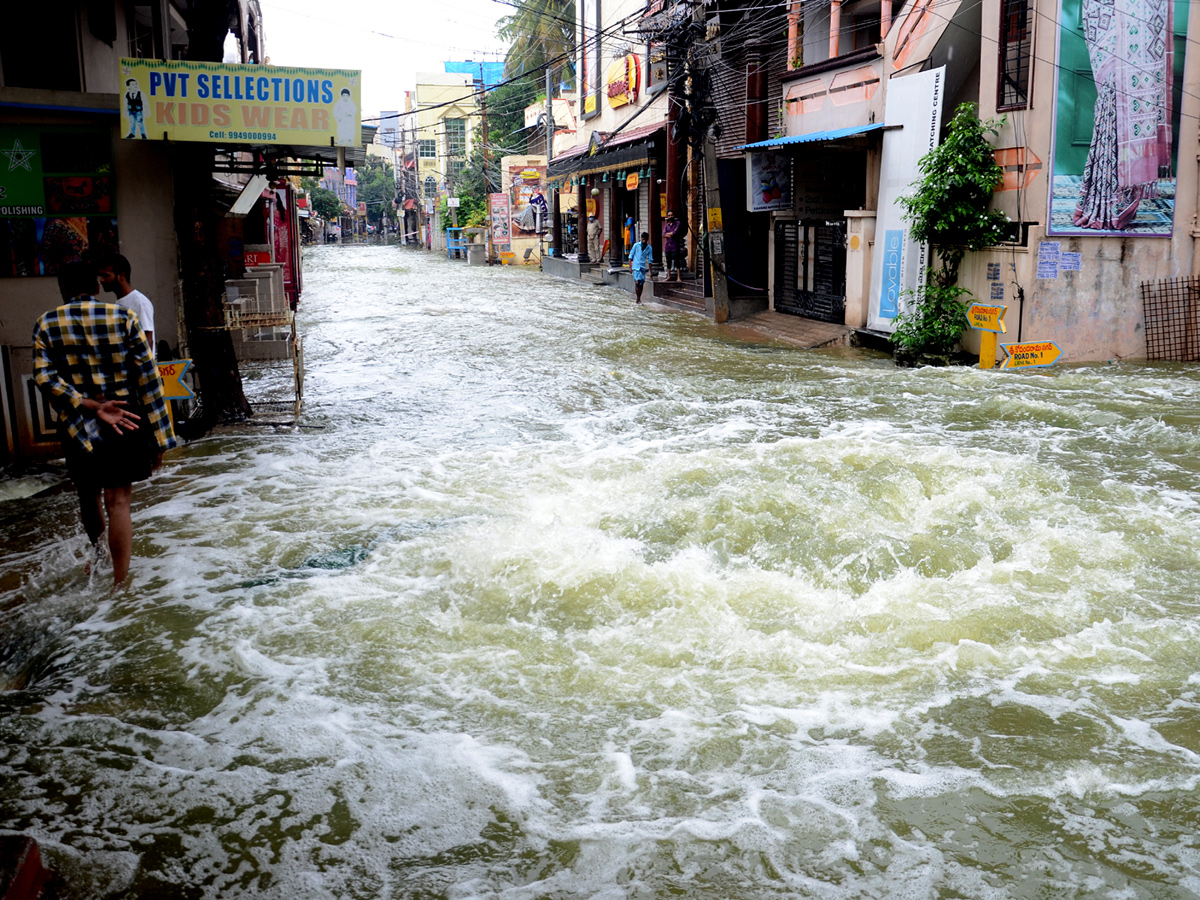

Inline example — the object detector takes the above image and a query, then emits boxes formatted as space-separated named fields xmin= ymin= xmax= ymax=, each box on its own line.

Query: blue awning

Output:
xmin=738 ymin=123 xmax=887 ymax=152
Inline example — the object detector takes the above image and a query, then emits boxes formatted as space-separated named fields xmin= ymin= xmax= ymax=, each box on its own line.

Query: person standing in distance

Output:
xmin=33 ymin=262 xmax=176 ymax=589
xmin=97 ymin=253 xmax=155 ymax=357
xmin=629 ymin=231 xmax=653 ymax=304
xmin=587 ymin=214 xmax=602 ymax=260
xmin=662 ymin=209 xmax=685 ymax=281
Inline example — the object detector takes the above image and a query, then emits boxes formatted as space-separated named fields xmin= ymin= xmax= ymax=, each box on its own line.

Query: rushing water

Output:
xmin=4 ymin=245 xmax=1200 ymax=899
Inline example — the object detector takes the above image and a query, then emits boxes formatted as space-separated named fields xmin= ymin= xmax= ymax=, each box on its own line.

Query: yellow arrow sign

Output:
xmin=157 ymin=359 xmax=194 ymax=399
xmin=966 ymin=303 xmax=1007 ymax=333
xmin=1000 ymin=341 xmax=1062 ymax=369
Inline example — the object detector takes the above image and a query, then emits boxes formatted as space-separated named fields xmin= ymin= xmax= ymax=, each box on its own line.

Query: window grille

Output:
xmin=998 ymin=0 xmax=1032 ymax=110
xmin=445 ymin=119 xmax=467 ymax=156
xmin=1142 ymin=277 xmax=1200 ymax=361
xmin=419 ymin=140 xmax=437 ymax=159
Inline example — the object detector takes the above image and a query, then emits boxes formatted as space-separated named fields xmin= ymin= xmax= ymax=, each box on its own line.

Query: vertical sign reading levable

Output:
xmin=868 ymin=66 xmax=944 ymax=332
xmin=1049 ymin=0 xmax=1188 ymax=236
xmin=878 ymin=229 xmax=904 ymax=318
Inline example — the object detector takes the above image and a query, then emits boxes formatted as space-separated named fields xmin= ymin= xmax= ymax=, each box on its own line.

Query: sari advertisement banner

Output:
xmin=119 ymin=59 xmax=361 ymax=147
xmin=0 ymin=126 xmax=118 ymax=277
xmin=509 ymin=166 xmax=547 ymax=236
xmin=1050 ymin=0 xmax=1188 ymax=235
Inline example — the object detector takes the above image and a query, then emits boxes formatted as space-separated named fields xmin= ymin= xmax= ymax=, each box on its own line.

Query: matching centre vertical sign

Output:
xmin=867 ymin=66 xmax=944 ymax=332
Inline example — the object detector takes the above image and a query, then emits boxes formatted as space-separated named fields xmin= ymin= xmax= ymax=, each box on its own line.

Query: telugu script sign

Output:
xmin=965 ymin=303 xmax=1007 ymax=334
xmin=1001 ymin=341 xmax=1062 ymax=369
xmin=119 ymin=59 xmax=361 ymax=147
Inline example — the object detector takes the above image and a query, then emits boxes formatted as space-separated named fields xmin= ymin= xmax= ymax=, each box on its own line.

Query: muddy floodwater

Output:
xmin=4 ymin=244 xmax=1200 ymax=899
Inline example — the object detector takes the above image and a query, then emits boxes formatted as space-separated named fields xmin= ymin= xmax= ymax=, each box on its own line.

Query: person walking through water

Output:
xmin=32 ymin=262 xmax=176 ymax=589
xmin=661 ymin=209 xmax=685 ymax=281
xmin=629 ymin=231 xmax=653 ymax=304
xmin=97 ymin=253 xmax=156 ymax=357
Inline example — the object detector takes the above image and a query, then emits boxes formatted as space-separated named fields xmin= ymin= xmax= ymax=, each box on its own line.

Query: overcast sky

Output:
xmin=260 ymin=0 xmax=510 ymax=119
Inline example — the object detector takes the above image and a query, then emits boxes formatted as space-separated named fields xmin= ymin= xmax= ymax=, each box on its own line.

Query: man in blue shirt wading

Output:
xmin=629 ymin=231 xmax=653 ymax=304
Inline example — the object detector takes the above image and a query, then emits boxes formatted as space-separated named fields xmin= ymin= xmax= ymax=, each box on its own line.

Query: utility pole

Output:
xmin=547 ymin=65 xmax=561 ymax=257
xmin=695 ymin=10 xmax=730 ymax=321
xmin=482 ymin=77 xmax=493 ymax=264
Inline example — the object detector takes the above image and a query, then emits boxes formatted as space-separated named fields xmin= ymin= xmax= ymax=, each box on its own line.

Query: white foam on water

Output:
xmin=6 ymin=246 xmax=1200 ymax=897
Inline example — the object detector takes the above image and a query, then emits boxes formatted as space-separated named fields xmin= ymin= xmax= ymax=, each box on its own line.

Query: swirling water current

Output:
xmin=3 ymin=244 xmax=1200 ymax=899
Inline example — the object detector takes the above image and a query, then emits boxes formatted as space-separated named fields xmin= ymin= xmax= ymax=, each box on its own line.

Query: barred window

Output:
xmin=998 ymin=0 xmax=1032 ymax=110
xmin=424 ymin=176 xmax=437 ymax=199
xmin=445 ymin=118 xmax=466 ymax=156
xmin=419 ymin=140 xmax=436 ymax=158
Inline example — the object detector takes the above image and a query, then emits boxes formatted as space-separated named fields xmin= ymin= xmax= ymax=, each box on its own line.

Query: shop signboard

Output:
xmin=606 ymin=55 xmax=640 ymax=109
xmin=746 ymin=150 xmax=791 ymax=212
xmin=582 ymin=0 xmax=601 ymax=117
xmin=867 ymin=66 xmax=944 ymax=332
xmin=118 ymin=58 xmax=361 ymax=147
xmin=0 ymin=126 xmax=118 ymax=277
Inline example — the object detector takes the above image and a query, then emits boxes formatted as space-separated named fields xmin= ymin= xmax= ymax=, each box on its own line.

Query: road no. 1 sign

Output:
xmin=1000 ymin=341 xmax=1062 ymax=369
xmin=965 ymin=303 xmax=1007 ymax=334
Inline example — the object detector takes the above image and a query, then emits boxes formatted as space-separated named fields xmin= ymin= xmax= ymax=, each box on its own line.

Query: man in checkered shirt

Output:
xmin=33 ymin=262 xmax=177 ymax=588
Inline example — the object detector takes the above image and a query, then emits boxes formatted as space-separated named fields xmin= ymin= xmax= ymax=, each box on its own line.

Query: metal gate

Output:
xmin=774 ymin=219 xmax=846 ymax=324
xmin=1142 ymin=276 xmax=1200 ymax=360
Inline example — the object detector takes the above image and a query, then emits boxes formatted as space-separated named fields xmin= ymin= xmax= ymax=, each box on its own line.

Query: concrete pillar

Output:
xmin=829 ymin=0 xmax=842 ymax=59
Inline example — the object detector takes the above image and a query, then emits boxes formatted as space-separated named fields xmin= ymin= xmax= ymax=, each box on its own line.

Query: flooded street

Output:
xmin=4 ymin=243 xmax=1200 ymax=898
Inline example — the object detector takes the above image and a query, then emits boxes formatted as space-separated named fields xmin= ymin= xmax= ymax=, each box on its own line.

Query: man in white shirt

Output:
xmin=97 ymin=254 xmax=155 ymax=357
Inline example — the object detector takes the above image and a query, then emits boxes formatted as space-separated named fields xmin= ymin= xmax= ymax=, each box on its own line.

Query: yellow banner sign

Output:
xmin=965 ymin=303 xmax=1006 ymax=333
xmin=157 ymin=359 xmax=194 ymax=399
xmin=606 ymin=55 xmax=640 ymax=108
xmin=119 ymin=59 xmax=361 ymax=147
xmin=1001 ymin=341 xmax=1062 ymax=369
xmin=625 ymin=172 xmax=639 ymax=191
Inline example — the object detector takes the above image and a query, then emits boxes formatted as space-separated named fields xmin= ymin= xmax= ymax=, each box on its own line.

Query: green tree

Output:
xmin=308 ymin=187 xmax=342 ymax=221
xmin=891 ymin=103 xmax=1007 ymax=361
xmin=497 ymin=0 xmax=576 ymax=81
xmin=899 ymin=103 xmax=1007 ymax=287
xmin=354 ymin=155 xmax=396 ymax=227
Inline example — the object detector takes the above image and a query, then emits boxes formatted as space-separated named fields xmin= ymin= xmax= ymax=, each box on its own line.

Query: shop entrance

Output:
xmin=774 ymin=218 xmax=846 ymax=323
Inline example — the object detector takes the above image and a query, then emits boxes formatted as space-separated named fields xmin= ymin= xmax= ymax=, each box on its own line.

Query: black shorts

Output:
xmin=64 ymin=416 xmax=158 ymax=489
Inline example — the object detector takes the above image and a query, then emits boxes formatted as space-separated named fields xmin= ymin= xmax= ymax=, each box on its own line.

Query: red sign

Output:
xmin=244 ymin=250 xmax=271 ymax=266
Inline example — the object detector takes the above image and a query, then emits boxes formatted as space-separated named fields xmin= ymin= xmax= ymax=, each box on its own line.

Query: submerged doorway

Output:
xmin=774 ymin=218 xmax=847 ymax=324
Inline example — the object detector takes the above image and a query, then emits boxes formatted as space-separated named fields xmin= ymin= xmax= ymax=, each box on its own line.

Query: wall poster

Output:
xmin=0 ymin=126 xmax=118 ymax=277
xmin=509 ymin=165 xmax=547 ymax=236
xmin=489 ymin=193 xmax=511 ymax=249
xmin=1050 ymin=0 xmax=1189 ymax=235
xmin=746 ymin=150 xmax=791 ymax=212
